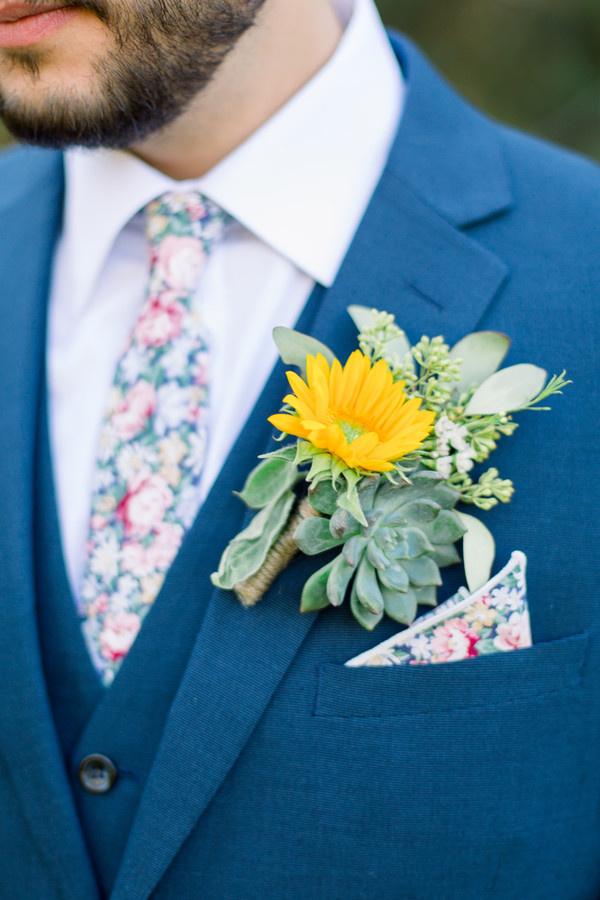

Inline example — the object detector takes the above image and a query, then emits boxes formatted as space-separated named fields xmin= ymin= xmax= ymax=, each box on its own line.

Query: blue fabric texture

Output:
xmin=0 ymin=31 xmax=598 ymax=900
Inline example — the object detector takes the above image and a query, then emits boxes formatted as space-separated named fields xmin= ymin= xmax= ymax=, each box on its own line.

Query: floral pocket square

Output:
xmin=345 ymin=551 xmax=531 ymax=667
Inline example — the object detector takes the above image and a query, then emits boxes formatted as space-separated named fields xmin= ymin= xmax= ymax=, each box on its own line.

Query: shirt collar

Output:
xmin=60 ymin=0 xmax=404 ymax=306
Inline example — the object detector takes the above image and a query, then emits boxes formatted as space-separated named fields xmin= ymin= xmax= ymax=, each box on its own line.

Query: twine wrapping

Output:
xmin=234 ymin=496 xmax=319 ymax=607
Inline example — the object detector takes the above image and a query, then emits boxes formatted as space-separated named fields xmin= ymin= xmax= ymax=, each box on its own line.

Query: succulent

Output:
xmin=296 ymin=470 xmax=466 ymax=630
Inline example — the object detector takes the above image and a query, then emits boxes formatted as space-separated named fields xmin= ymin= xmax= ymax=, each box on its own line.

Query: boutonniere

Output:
xmin=212 ymin=306 xmax=570 ymax=630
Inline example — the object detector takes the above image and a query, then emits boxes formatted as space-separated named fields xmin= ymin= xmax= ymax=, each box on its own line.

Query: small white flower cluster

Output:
xmin=434 ymin=414 xmax=476 ymax=479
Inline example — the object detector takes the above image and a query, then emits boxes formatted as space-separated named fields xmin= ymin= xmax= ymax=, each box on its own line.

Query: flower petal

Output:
xmin=268 ymin=413 xmax=308 ymax=439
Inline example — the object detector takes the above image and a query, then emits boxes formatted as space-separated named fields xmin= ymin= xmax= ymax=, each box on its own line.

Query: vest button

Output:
xmin=78 ymin=754 xmax=118 ymax=794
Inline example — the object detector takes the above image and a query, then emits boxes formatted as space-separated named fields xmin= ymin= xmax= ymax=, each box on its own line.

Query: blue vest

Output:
xmin=34 ymin=395 xmax=208 ymax=894
xmin=33 ymin=285 xmax=325 ymax=895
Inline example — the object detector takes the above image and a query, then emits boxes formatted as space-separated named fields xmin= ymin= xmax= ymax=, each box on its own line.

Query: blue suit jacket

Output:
xmin=0 ymin=33 xmax=598 ymax=900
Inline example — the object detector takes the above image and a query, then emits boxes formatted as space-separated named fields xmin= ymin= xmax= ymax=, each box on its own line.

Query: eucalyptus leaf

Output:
xmin=347 ymin=305 xmax=379 ymax=333
xmin=300 ymin=560 xmax=335 ymax=612
xmin=347 ymin=305 xmax=412 ymax=366
xmin=326 ymin=553 xmax=356 ymax=607
xmin=273 ymin=326 xmax=335 ymax=375
xmin=294 ymin=517 xmax=344 ymax=556
xmin=465 ymin=364 xmax=548 ymax=415
xmin=350 ymin=580 xmax=384 ymax=631
xmin=211 ymin=490 xmax=296 ymax=590
xmin=237 ymin=457 xmax=299 ymax=510
xmin=381 ymin=586 xmax=418 ymax=625
xmin=458 ymin=512 xmax=496 ymax=592
xmin=450 ymin=331 xmax=511 ymax=395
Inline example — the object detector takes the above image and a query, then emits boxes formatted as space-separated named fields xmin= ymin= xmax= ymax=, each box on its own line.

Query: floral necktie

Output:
xmin=79 ymin=191 xmax=231 ymax=686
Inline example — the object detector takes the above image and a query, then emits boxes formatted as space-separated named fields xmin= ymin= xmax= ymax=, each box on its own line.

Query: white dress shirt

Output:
xmin=48 ymin=0 xmax=405 ymax=597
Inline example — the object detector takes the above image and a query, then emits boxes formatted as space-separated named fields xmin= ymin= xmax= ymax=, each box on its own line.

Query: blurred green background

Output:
xmin=1 ymin=0 xmax=599 ymax=160
xmin=378 ymin=0 xmax=600 ymax=160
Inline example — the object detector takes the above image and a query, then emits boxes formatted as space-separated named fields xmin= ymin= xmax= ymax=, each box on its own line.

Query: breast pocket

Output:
xmin=314 ymin=630 xmax=589 ymax=718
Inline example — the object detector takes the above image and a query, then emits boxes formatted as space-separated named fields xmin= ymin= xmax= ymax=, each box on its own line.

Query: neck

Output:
xmin=130 ymin=0 xmax=344 ymax=180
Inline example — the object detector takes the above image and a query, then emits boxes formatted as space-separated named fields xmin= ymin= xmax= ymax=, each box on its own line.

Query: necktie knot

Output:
xmin=144 ymin=190 xmax=231 ymax=294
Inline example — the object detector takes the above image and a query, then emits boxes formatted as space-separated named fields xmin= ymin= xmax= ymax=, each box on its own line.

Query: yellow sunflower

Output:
xmin=269 ymin=351 xmax=435 ymax=473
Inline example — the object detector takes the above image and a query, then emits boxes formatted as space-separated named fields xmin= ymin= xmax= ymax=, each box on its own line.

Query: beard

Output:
xmin=0 ymin=0 xmax=266 ymax=148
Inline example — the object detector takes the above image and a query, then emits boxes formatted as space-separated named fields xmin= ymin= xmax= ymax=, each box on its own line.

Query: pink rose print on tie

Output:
xmin=112 ymin=380 xmax=156 ymax=441
xmin=120 ymin=542 xmax=155 ymax=578
xmin=81 ymin=191 xmax=231 ymax=686
xmin=186 ymin=197 xmax=207 ymax=221
xmin=147 ymin=522 xmax=185 ymax=569
xmin=156 ymin=235 xmax=206 ymax=291
xmin=117 ymin=473 xmax=174 ymax=537
xmin=99 ymin=611 xmax=142 ymax=662
xmin=135 ymin=292 xmax=185 ymax=347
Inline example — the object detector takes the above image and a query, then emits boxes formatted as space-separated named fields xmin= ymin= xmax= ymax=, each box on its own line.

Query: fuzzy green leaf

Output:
xmin=294 ymin=517 xmax=344 ymax=556
xmin=259 ymin=445 xmax=298 ymax=463
xmin=272 ymin=326 xmax=335 ymax=375
xmin=300 ymin=560 xmax=336 ymax=612
xmin=211 ymin=490 xmax=296 ymax=590
xmin=307 ymin=453 xmax=333 ymax=481
xmin=465 ymin=364 xmax=548 ymax=415
xmin=458 ymin=512 xmax=496 ymax=592
xmin=381 ymin=586 xmax=418 ymax=625
xmin=237 ymin=457 xmax=299 ymax=509
xmin=403 ymin=556 xmax=442 ymax=587
xmin=326 ymin=554 xmax=356 ymax=607
xmin=450 ymin=331 xmax=511 ymax=395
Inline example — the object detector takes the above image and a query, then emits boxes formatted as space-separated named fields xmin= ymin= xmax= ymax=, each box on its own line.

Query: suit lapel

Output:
xmin=0 ymin=150 xmax=99 ymax=900
xmin=112 ymin=33 xmax=514 ymax=900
